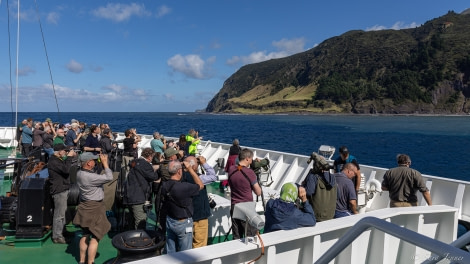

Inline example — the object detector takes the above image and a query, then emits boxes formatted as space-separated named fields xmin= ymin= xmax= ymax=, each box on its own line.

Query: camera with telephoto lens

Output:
xmin=250 ymin=158 xmax=270 ymax=175
xmin=307 ymin=152 xmax=331 ymax=174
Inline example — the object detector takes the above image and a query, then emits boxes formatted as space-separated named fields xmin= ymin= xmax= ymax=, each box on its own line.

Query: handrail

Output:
xmin=315 ymin=216 xmax=470 ymax=264
xmin=422 ymin=229 xmax=470 ymax=264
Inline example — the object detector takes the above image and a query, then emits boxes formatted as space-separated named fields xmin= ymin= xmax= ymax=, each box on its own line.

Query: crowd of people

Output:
xmin=15 ymin=117 xmax=433 ymax=262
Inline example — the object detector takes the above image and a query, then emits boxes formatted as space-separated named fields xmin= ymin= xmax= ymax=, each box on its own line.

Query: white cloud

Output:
xmin=47 ymin=12 xmax=60 ymax=24
xmin=156 ymin=5 xmax=171 ymax=18
xmin=66 ymin=59 xmax=83 ymax=73
xmin=16 ymin=66 xmax=35 ymax=76
xmin=167 ymin=54 xmax=215 ymax=79
xmin=91 ymin=3 xmax=151 ymax=22
xmin=366 ymin=21 xmax=419 ymax=31
xmin=102 ymin=84 xmax=126 ymax=93
xmin=272 ymin=38 xmax=306 ymax=54
xmin=226 ymin=37 xmax=307 ymax=66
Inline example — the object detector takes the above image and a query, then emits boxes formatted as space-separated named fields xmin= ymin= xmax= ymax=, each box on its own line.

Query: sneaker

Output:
xmin=52 ymin=237 xmax=67 ymax=244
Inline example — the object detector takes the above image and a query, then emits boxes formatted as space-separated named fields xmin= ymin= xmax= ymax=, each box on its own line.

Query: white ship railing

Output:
xmin=316 ymin=216 xmax=469 ymax=264
xmin=0 ymin=127 xmax=17 ymax=148
xmin=132 ymin=205 xmax=459 ymax=264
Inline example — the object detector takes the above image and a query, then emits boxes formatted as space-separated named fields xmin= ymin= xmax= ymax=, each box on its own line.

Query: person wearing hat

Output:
xmin=48 ymin=144 xmax=77 ymax=244
xmin=264 ymin=182 xmax=316 ymax=233
xmin=73 ymin=152 xmax=113 ymax=264
xmin=123 ymin=148 xmax=159 ymax=230
xmin=333 ymin=146 xmax=361 ymax=192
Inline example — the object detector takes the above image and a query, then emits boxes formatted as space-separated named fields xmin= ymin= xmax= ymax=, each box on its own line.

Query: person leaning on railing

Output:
xmin=381 ymin=154 xmax=432 ymax=207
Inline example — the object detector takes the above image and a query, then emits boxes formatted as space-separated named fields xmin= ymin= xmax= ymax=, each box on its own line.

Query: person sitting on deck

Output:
xmin=264 ymin=182 xmax=316 ymax=233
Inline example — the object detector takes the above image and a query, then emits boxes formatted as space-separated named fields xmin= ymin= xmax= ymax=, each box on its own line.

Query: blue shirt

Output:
xmin=21 ymin=126 xmax=33 ymax=144
xmin=333 ymin=154 xmax=360 ymax=173
xmin=65 ymin=129 xmax=77 ymax=146
xmin=150 ymin=139 xmax=164 ymax=154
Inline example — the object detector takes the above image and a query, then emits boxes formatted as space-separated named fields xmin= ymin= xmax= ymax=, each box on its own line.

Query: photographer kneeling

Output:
xmin=123 ymin=148 xmax=159 ymax=230
xmin=264 ymin=182 xmax=316 ymax=233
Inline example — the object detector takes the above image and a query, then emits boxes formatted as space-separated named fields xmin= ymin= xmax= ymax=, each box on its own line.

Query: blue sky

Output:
xmin=0 ymin=1 xmax=468 ymax=112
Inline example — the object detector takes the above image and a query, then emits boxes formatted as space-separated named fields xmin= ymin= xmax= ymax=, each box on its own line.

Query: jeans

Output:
xmin=44 ymin=147 xmax=54 ymax=157
xmin=165 ymin=216 xmax=193 ymax=254
xmin=334 ymin=210 xmax=352 ymax=219
xmin=52 ymin=190 xmax=69 ymax=239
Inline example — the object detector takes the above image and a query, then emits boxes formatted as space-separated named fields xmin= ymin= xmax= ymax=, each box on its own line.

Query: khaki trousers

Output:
xmin=193 ymin=218 xmax=208 ymax=248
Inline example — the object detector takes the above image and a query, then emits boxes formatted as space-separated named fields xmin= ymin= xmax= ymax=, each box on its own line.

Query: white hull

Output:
xmin=2 ymin=128 xmax=470 ymax=263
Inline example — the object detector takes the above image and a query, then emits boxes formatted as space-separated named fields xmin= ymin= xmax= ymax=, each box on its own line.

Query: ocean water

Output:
xmin=1 ymin=112 xmax=469 ymax=181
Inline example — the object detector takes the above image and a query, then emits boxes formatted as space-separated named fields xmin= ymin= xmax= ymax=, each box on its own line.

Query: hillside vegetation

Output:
xmin=206 ymin=10 xmax=470 ymax=114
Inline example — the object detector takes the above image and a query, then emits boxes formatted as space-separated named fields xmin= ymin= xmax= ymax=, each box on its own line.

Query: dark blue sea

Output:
xmin=2 ymin=112 xmax=469 ymax=181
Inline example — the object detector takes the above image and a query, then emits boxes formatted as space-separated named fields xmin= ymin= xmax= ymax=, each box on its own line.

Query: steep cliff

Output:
xmin=206 ymin=10 xmax=470 ymax=114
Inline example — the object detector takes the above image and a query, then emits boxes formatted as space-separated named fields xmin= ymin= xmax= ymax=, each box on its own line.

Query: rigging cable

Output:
xmin=33 ymin=0 xmax=61 ymax=121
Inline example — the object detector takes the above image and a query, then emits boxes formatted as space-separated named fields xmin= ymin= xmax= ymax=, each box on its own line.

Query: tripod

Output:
xmin=255 ymin=173 xmax=266 ymax=211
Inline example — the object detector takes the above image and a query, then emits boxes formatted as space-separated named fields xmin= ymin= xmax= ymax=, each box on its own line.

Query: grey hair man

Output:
xmin=162 ymin=160 xmax=203 ymax=253
xmin=151 ymin=131 xmax=166 ymax=154
xmin=73 ymin=152 xmax=113 ymax=264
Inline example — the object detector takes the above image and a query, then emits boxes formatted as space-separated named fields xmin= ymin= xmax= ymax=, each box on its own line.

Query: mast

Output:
xmin=15 ymin=0 xmax=20 ymax=134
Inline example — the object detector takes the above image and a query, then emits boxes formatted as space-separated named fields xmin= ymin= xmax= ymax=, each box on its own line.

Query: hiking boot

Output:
xmin=52 ymin=237 xmax=67 ymax=244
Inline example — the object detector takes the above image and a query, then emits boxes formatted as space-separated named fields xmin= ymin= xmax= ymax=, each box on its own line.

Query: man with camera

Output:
xmin=302 ymin=152 xmax=337 ymax=222
xmin=151 ymin=131 xmax=166 ymax=154
xmin=162 ymin=160 xmax=204 ymax=253
xmin=73 ymin=152 xmax=113 ymax=264
xmin=227 ymin=148 xmax=262 ymax=239
xmin=48 ymin=144 xmax=77 ymax=244
xmin=182 ymin=155 xmax=217 ymax=248
xmin=185 ymin=129 xmax=202 ymax=156
xmin=65 ymin=123 xmax=83 ymax=147
xmin=123 ymin=148 xmax=159 ymax=229
xmin=264 ymin=182 xmax=316 ymax=233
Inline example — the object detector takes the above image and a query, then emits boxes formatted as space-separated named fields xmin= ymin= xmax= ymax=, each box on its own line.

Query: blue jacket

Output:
xmin=264 ymin=199 xmax=316 ymax=233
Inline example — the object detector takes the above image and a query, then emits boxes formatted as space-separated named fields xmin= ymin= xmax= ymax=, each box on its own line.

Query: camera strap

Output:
xmin=228 ymin=165 xmax=253 ymax=186
xmin=165 ymin=181 xmax=191 ymax=218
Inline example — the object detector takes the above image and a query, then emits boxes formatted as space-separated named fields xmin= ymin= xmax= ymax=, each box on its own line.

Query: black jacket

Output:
xmin=48 ymin=155 xmax=73 ymax=195
xmin=182 ymin=171 xmax=210 ymax=221
xmin=123 ymin=158 xmax=158 ymax=205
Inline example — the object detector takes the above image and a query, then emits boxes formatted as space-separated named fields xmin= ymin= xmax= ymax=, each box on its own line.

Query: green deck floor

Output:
xmin=0 ymin=159 xmax=230 ymax=264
